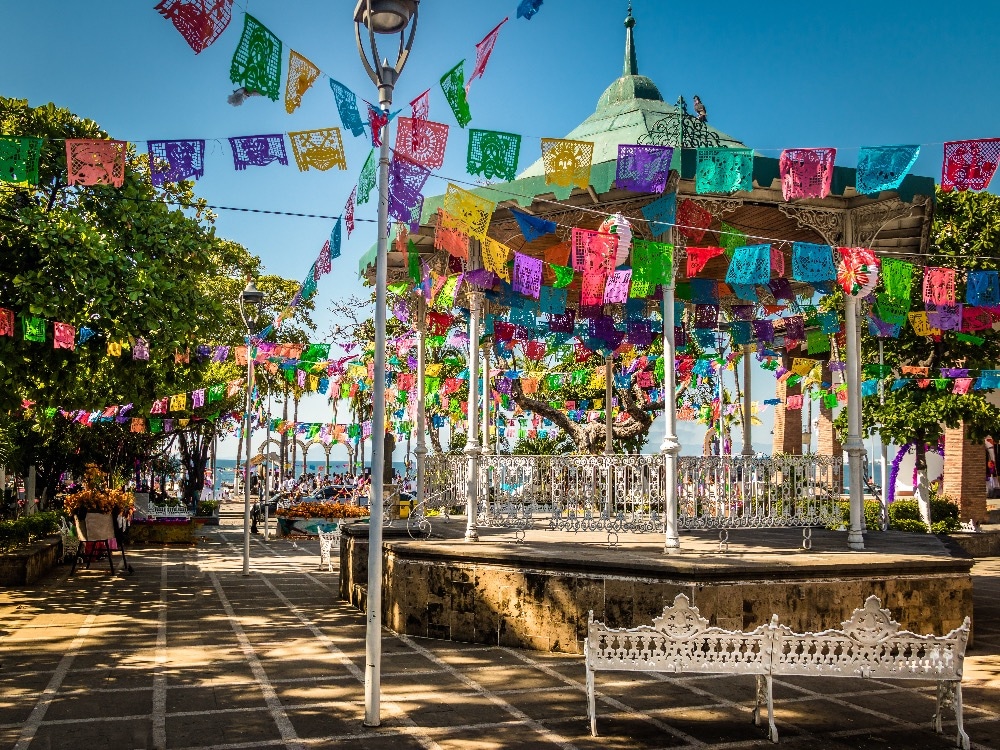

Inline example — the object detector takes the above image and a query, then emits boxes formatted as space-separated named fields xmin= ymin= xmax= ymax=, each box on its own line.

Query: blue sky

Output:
xmin=2 ymin=1 xmax=998 ymax=461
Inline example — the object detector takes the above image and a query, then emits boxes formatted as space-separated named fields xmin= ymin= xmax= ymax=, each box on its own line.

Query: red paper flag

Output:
xmin=779 ymin=148 xmax=836 ymax=200
xmin=53 ymin=322 xmax=75 ymax=350
xmin=466 ymin=17 xmax=508 ymax=93
xmin=942 ymin=139 xmax=1000 ymax=192
xmin=686 ymin=246 xmax=724 ymax=277
xmin=676 ymin=199 xmax=713 ymax=242
xmin=0 ymin=308 xmax=13 ymax=337
xmin=344 ymin=187 xmax=356 ymax=238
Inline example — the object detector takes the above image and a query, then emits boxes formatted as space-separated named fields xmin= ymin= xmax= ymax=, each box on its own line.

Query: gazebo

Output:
xmin=358 ymin=7 xmax=935 ymax=551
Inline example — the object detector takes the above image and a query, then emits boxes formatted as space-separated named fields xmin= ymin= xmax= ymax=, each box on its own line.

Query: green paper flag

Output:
xmin=0 ymin=137 xmax=44 ymax=186
xmin=440 ymin=61 xmax=472 ymax=128
xmin=207 ymin=384 xmax=225 ymax=403
xmin=149 ymin=419 xmax=163 ymax=434
xmin=806 ymin=329 xmax=830 ymax=354
xmin=229 ymin=14 xmax=283 ymax=101
xmin=956 ymin=332 xmax=985 ymax=345
xmin=551 ymin=264 xmax=574 ymax=288
xmin=21 ymin=315 xmax=45 ymax=343
xmin=358 ymin=149 xmax=377 ymax=204
xmin=881 ymin=258 xmax=914 ymax=303
xmin=719 ymin=222 xmax=746 ymax=258
xmin=388 ymin=281 xmax=410 ymax=295
xmin=426 ymin=376 xmax=441 ymax=395
xmin=863 ymin=364 xmax=892 ymax=379
xmin=823 ymin=393 xmax=839 ymax=409
xmin=408 ymin=239 xmax=421 ymax=283
xmin=435 ymin=274 xmax=461 ymax=310
xmin=467 ymin=129 xmax=521 ymax=182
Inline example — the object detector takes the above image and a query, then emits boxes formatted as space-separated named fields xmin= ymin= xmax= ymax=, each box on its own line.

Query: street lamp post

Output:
xmin=354 ymin=0 xmax=419 ymax=729
xmin=238 ymin=280 xmax=265 ymax=577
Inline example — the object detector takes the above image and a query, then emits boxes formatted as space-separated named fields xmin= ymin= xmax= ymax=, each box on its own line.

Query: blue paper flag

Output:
xmin=510 ymin=208 xmax=557 ymax=242
xmin=966 ymin=270 xmax=1000 ymax=306
xmin=330 ymin=217 xmax=342 ymax=259
xmin=791 ymin=242 xmax=837 ymax=282
xmin=517 ymin=0 xmax=544 ymax=20
xmin=856 ymin=145 xmax=920 ymax=195
xmin=330 ymin=79 xmax=366 ymax=137
xmin=640 ymin=193 xmax=676 ymax=237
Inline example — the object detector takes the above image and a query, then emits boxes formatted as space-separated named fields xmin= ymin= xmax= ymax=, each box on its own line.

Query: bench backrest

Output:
xmin=587 ymin=593 xmax=775 ymax=675
xmin=770 ymin=596 xmax=970 ymax=679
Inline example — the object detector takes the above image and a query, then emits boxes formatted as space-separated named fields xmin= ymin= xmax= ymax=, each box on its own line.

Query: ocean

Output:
xmin=210 ymin=457 xmax=410 ymax=483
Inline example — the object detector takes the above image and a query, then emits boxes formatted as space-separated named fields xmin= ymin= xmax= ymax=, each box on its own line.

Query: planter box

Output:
xmin=193 ymin=515 xmax=220 ymax=526
xmin=0 ymin=535 xmax=62 ymax=586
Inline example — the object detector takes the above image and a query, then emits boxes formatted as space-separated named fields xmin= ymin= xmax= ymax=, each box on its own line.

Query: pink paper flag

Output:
xmin=581 ymin=272 xmax=606 ymax=307
xmin=344 ymin=187 xmax=356 ymax=238
xmin=779 ymin=148 xmax=836 ymax=200
xmin=53 ymin=322 xmax=75 ymax=350
xmin=953 ymin=378 xmax=973 ymax=395
xmin=604 ymin=269 xmax=632 ymax=304
xmin=466 ymin=17 xmax=508 ymax=93
xmin=922 ymin=267 xmax=956 ymax=305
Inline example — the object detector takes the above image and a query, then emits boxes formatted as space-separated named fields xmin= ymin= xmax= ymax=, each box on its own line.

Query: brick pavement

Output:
xmin=1 ymin=526 xmax=998 ymax=750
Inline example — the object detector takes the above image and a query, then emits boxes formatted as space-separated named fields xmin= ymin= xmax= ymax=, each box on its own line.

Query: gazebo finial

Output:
xmin=624 ymin=2 xmax=638 ymax=76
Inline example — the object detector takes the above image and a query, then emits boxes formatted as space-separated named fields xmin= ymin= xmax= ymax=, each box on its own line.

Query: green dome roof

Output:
xmin=596 ymin=74 xmax=663 ymax=112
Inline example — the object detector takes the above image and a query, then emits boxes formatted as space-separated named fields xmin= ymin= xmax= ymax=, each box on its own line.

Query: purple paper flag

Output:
xmin=616 ymin=144 xmax=674 ymax=193
xmin=229 ymin=135 xmax=288 ymax=170
xmin=148 ymin=139 xmax=206 ymax=186
xmin=512 ymin=252 xmax=543 ymax=299
xmin=388 ymin=156 xmax=430 ymax=224
xmin=603 ymin=269 xmax=632 ymax=304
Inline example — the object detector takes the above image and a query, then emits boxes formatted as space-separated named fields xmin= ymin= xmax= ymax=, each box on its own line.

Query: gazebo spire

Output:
xmin=623 ymin=2 xmax=638 ymax=77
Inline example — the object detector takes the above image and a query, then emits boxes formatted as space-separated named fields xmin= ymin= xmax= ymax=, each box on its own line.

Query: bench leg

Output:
xmin=586 ymin=661 xmax=596 ymax=736
xmin=753 ymin=674 xmax=765 ymax=726
xmin=954 ymin=682 xmax=969 ymax=750
xmin=765 ymin=675 xmax=777 ymax=743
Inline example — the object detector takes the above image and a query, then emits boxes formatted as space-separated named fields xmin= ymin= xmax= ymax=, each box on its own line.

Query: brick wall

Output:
xmin=943 ymin=423 xmax=988 ymax=523
xmin=772 ymin=377 xmax=802 ymax=455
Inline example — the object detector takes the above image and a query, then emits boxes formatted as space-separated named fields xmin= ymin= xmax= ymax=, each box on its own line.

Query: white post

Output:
xmin=242 ymin=353 xmax=254 ymax=576
xmin=364 ymin=108 xmax=392 ymax=727
xmin=482 ymin=344 xmax=491 ymax=455
xmin=604 ymin=354 xmax=614 ymax=519
xmin=464 ymin=292 xmax=482 ymax=541
xmin=263 ymin=399 xmax=271 ymax=540
xmin=414 ymin=294 xmax=428 ymax=515
xmin=844 ymin=294 xmax=866 ymax=550
xmin=660 ymin=248 xmax=681 ymax=553
xmin=742 ymin=345 xmax=753 ymax=458
xmin=878 ymin=339 xmax=889 ymax=531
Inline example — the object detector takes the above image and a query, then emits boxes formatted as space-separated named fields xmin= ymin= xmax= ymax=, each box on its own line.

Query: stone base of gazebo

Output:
xmin=339 ymin=522 xmax=973 ymax=654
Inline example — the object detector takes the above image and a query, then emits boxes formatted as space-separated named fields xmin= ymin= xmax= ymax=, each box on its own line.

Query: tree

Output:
xmin=0 ymin=97 xmax=313 ymax=504
xmin=854 ymin=189 xmax=1000 ymax=513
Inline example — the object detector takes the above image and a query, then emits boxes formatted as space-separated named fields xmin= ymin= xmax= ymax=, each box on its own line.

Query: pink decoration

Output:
xmin=315 ymin=243 xmax=331 ymax=278
xmin=581 ymin=273 xmax=606 ymax=307
xmin=922 ymin=267 xmax=956 ymax=305
xmin=53 ymin=322 xmax=75 ymax=350
xmin=953 ymin=378 xmax=973 ymax=395
xmin=0 ymin=308 xmax=12 ymax=337
xmin=603 ymin=269 xmax=632 ymax=304
xmin=786 ymin=394 xmax=803 ymax=410
xmin=192 ymin=389 xmax=205 ymax=408
xmin=571 ymin=228 xmax=617 ymax=276
xmin=65 ymin=140 xmax=127 ymax=187
xmin=395 ymin=117 xmax=449 ymax=169
xmin=779 ymin=148 xmax=836 ymax=200
xmin=942 ymin=139 xmax=1000 ymax=192
xmin=466 ymin=18 xmax=508 ymax=93
xmin=367 ymin=104 xmax=388 ymax=147
xmin=345 ymin=187 xmax=356 ymax=237
xmin=155 ymin=0 xmax=233 ymax=54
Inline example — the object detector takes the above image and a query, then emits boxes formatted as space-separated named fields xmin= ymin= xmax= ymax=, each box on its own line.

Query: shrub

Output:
xmin=197 ymin=500 xmax=219 ymax=516
xmin=827 ymin=500 xmax=884 ymax=530
xmin=888 ymin=496 xmax=961 ymax=533
xmin=0 ymin=512 xmax=62 ymax=551
xmin=893 ymin=518 xmax=929 ymax=533
xmin=889 ymin=499 xmax=923 ymax=525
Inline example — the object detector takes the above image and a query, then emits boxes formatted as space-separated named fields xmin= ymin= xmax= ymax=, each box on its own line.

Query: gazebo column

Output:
xmin=844 ymin=293 xmax=866 ymax=550
xmin=604 ymin=354 xmax=614 ymax=518
xmin=414 ymin=294 xmax=428 ymax=515
xmin=480 ymin=340 xmax=492 ymax=516
xmin=742 ymin=345 xmax=753 ymax=458
xmin=660 ymin=259 xmax=681 ymax=553
xmin=464 ymin=291 xmax=482 ymax=541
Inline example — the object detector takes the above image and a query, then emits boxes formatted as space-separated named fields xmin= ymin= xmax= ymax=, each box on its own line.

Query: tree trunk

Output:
xmin=290 ymin=395 xmax=300 ymax=477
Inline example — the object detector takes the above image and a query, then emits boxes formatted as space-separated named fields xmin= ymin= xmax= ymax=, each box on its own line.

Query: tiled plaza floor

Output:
xmin=1 ymin=525 xmax=998 ymax=750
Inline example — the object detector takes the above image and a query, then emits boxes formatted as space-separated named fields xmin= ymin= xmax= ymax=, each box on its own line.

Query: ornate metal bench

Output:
xmin=317 ymin=528 xmax=341 ymax=573
xmin=585 ymin=594 xmax=971 ymax=748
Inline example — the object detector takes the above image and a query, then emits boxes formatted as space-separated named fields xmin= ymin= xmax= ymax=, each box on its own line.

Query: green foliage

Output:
xmin=828 ymin=500 xmax=884 ymax=530
xmin=447 ymin=431 xmax=467 ymax=454
xmin=512 ymin=434 xmax=575 ymax=455
xmin=0 ymin=511 xmax=61 ymax=551
xmin=887 ymin=497 xmax=960 ymax=533
xmin=197 ymin=500 xmax=219 ymax=516
xmin=855 ymin=189 xmax=1000 ymax=448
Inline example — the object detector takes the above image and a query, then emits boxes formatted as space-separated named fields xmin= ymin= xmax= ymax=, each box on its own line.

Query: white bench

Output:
xmin=585 ymin=594 xmax=971 ymax=748
xmin=317 ymin=528 xmax=341 ymax=572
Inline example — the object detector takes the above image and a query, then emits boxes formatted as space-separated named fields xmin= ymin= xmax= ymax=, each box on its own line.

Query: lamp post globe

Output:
xmin=237 ymin=280 xmax=265 ymax=577
xmin=353 ymin=0 xmax=416 ymax=34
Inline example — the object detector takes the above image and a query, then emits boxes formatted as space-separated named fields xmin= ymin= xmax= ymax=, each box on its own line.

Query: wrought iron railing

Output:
xmin=422 ymin=453 xmax=843 ymax=534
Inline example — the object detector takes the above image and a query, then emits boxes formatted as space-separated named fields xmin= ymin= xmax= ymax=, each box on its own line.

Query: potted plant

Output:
xmin=61 ymin=465 xmax=135 ymax=542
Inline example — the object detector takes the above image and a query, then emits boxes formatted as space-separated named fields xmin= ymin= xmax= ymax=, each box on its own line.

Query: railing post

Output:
xmin=604 ymin=355 xmax=614 ymax=518
xmin=414 ymin=294 xmax=428 ymax=517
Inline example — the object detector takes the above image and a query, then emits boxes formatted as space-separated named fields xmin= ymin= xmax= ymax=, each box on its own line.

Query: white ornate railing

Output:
xmin=423 ymin=453 xmax=843 ymax=533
